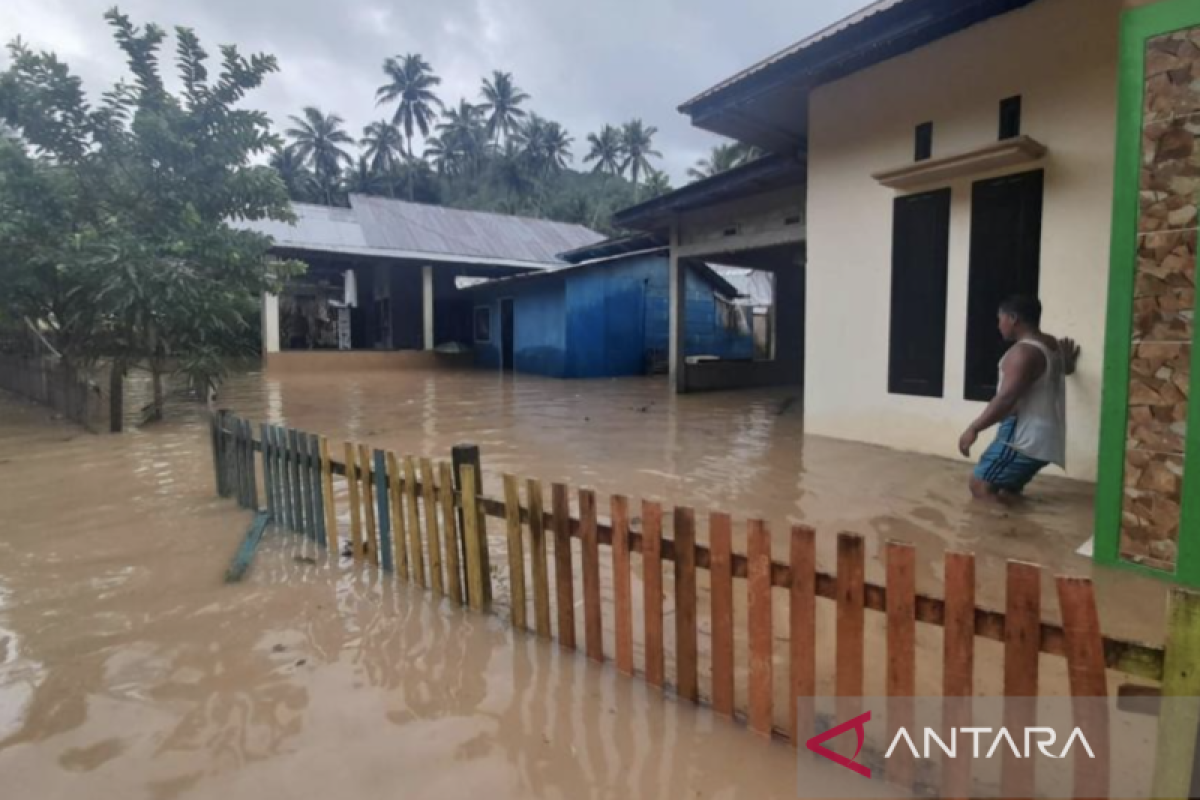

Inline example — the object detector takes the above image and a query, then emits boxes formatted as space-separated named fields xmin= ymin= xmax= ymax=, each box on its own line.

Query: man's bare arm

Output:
xmin=958 ymin=346 xmax=1042 ymax=457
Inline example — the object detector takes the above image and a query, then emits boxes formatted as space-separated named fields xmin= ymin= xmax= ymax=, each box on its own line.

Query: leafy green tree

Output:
xmin=285 ymin=106 xmax=353 ymax=205
xmin=376 ymin=54 xmax=442 ymax=158
xmin=643 ymin=167 xmax=673 ymax=199
xmin=436 ymin=99 xmax=487 ymax=178
xmin=687 ymin=141 xmax=760 ymax=181
xmin=479 ymin=71 xmax=529 ymax=148
xmin=584 ymin=124 xmax=625 ymax=175
xmin=270 ymin=145 xmax=317 ymax=202
xmin=620 ymin=118 xmax=661 ymax=198
xmin=0 ymin=9 xmax=302 ymax=423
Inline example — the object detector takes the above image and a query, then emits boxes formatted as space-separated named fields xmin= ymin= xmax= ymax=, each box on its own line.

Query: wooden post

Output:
xmin=674 ymin=506 xmax=698 ymax=703
xmin=344 ymin=443 xmax=364 ymax=561
xmin=243 ymin=419 xmax=258 ymax=510
xmin=612 ymin=495 xmax=634 ymax=676
xmin=404 ymin=457 xmax=425 ymax=586
xmin=1152 ymin=589 xmax=1200 ymax=800
xmin=421 ymin=458 xmax=444 ymax=595
xmin=297 ymin=433 xmax=314 ymax=538
xmin=439 ymin=462 xmax=462 ymax=602
xmin=580 ymin=488 xmax=602 ymax=662
xmin=232 ymin=417 xmax=245 ymax=508
xmin=790 ymin=526 xmax=817 ymax=745
xmin=710 ymin=512 xmax=734 ymax=716
xmin=320 ymin=437 xmax=338 ymax=552
xmin=288 ymin=429 xmax=305 ymax=532
xmin=1001 ymin=560 xmax=1041 ymax=800
xmin=886 ymin=541 xmax=916 ymax=785
xmin=942 ymin=551 xmax=976 ymax=800
xmin=260 ymin=423 xmax=275 ymax=519
xmin=210 ymin=413 xmax=224 ymax=497
xmin=552 ymin=483 xmax=575 ymax=650
xmin=747 ymin=519 xmax=773 ymax=737
xmin=278 ymin=427 xmax=293 ymax=531
xmin=527 ymin=478 xmax=550 ymax=636
xmin=387 ymin=452 xmax=409 ymax=579
xmin=374 ymin=449 xmax=393 ymax=571
xmin=1056 ymin=577 xmax=1110 ymax=800
xmin=309 ymin=433 xmax=325 ymax=543
xmin=503 ymin=474 xmax=527 ymax=630
xmin=836 ymin=534 xmax=865 ymax=699
xmin=358 ymin=444 xmax=378 ymax=564
xmin=460 ymin=465 xmax=486 ymax=612
xmin=452 ymin=444 xmax=489 ymax=607
xmin=643 ymin=500 xmax=664 ymax=688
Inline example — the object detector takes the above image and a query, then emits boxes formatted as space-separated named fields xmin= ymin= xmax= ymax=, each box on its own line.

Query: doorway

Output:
xmin=500 ymin=298 xmax=515 ymax=372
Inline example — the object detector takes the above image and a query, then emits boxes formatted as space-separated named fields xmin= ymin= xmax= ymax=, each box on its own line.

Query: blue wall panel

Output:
xmin=472 ymin=277 xmax=568 ymax=376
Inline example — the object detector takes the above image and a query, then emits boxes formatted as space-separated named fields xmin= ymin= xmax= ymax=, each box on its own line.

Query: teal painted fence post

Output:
xmin=374 ymin=449 xmax=393 ymax=571
xmin=210 ymin=412 xmax=223 ymax=496
xmin=260 ymin=422 xmax=275 ymax=519
xmin=310 ymin=433 xmax=327 ymax=545
xmin=288 ymin=429 xmax=304 ymax=533
xmin=243 ymin=418 xmax=258 ymax=511
xmin=277 ymin=427 xmax=293 ymax=530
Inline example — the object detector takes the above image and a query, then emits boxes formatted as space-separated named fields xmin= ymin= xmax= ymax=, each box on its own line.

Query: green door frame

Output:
xmin=1095 ymin=0 xmax=1200 ymax=584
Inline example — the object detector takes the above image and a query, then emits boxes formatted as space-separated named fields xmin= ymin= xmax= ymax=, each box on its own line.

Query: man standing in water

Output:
xmin=958 ymin=296 xmax=1080 ymax=502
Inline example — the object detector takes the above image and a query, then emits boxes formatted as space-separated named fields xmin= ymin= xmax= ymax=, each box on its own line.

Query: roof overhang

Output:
xmin=678 ymin=0 xmax=1039 ymax=151
xmin=613 ymin=152 xmax=806 ymax=232
xmin=267 ymin=241 xmax=554 ymax=271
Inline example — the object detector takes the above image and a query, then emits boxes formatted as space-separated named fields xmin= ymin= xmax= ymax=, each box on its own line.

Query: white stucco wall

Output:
xmin=262 ymin=292 xmax=281 ymax=355
xmin=804 ymin=0 xmax=1130 ymax=482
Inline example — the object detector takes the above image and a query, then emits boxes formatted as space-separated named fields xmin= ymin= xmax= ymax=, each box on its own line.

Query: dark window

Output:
xmin=473 ymin=306 xmax=491 ymax=342
xmin=915 ymin=122 xmax=933 ymax=162
xmin=888 ymin=188 xmax=952 ymax=398
xmin=963 ymin=170 xmax=1044 ymax=401
xmin=999 ymin=96 xmax=1022 ymax=140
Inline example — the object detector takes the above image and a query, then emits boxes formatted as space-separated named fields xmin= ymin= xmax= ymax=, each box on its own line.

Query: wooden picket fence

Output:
xmin=210 ymin=410 xmax=1200 ymax=798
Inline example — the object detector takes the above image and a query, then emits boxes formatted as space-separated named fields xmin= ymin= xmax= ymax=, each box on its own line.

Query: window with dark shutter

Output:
xmin=888 ymin=188 xmax=952 ymax=398
xmin=963 ymin=170 xmax=1044 ymax=401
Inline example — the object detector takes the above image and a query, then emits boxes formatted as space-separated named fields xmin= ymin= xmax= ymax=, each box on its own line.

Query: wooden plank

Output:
xmin=527 ymin=478 xmax=551 ymax=637
xmin=309 ymin=433 xmax=326 ymax=545
xmin=344 ymin=443 xmax=364 ymax=561
xmin=225 ymin=512 xmax=272 ymax=582
xmin=1151 ymin=589 xmax=1200 ymax=800
xmin=210 ymin=413 xmax=224 ymax=496
xmin=710 ymin=512 xmax=734 ymax=717
xmin=290 ymin=429 xmax=307 ymax=533
xmin=552 ymin=483 xmax=575 ymax=650
xmin=320 ymin=437 xmax=338 ymax=552
xmin=611 ymin=495 xmax=634 ymax=676
xmin=835 ymin=533 xmax=865 ymax=698
xmin=230 ymin=417 xmax=243 ymax=507
xmin=298 ymin=432 xmax=315 ymax=539
xmin=440 ymin=461 xmax=462 ymax=602
xmin=1056 ymin=576 xmax=1111 ymax=800
xmin=503 ymin=474 xmax=527 ymax=630
xmin=357 ymin=444 xmax=378 ymax=564
xmin=675 ymin=506 xmax=698 ymax=703
xmin=942 ymin=551 xmax=976 ymax=800
xmin=790 ymin=526 xmax=817 ymax=745
xmin=387 ymin=452 xmax=409 ymax=579
xmin=885 ymin=541 xmax=916 ymax=787
xmin=1002 ymin=560 xmax=1041 ymax=800
xmin=643 ymin=500 xmax=664 ymax=688
xmin=244 ymin=420 xmax=258 ymax=510
xmin=421 ymin=458 xmax=444 ymax=595
xmin=747 ymin=518 xmax=773 ymax=737
xmin=260 ymin=423 xmax=275 ymax=518
xmin=374 ymin=450 xmax=393 ymax=571
xmin=404 ymin=457 xmax=426 ymax=587
xmin=461 ymin=465 xmax=485 ymax=612
xmin=580 ymin=488 xmax=602 ymax=662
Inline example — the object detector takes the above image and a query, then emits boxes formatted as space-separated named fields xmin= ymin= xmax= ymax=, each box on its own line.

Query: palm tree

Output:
xmin=643 ymin=168 xmax=673 ymax=199
xmin=687 ymin=142 xmax=763 ymax=181
xmin=342 ymin=156 xmax=385 ymax=196
xmin=270 ymin=145 xmax=316 ymax=202
xmin=423 ymin=135 xmax=454 ymax=176
xmin=479 ymin=71 xmax=529 ymax=148
xmin=361 ymin=121 xmax=405 ymax=174
xmin=543 ymin=122 xmax=574 ymax=172
xmin=621 ymin=118 xmax=662 ymax=198
xmin=376 ymin=54 xmax=444 ymax=158
xmin=584 ymin=125 xmax=625 ymax=175
xmin=437 ymin=99 xmax=488 ymax=177
xmin=284 ymin=107 xmax=354 ymax=205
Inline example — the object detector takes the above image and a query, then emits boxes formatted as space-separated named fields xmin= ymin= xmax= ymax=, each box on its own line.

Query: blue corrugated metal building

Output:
xmin=471 ymin=234 xmax=753 ymax=378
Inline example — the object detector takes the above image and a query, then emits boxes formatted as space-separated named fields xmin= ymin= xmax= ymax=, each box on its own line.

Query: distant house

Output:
xmin=239 ymin=195 xmax=603 ymax=368
xmin=469 ymin=233 xmax=754 ymax=378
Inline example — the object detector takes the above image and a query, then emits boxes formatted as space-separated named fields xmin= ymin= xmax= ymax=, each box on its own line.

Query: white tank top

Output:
xmin=998 ymin=339 xmax=1067 ymax=467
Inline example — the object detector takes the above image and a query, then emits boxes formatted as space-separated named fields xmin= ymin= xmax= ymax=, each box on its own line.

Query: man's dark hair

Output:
xmin=999 ymin=295 xmax=1042 ymax=327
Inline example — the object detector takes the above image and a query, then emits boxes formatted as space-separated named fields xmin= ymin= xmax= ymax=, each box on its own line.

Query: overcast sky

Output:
xmin=2 ymin=0 xmax=867 ymax=184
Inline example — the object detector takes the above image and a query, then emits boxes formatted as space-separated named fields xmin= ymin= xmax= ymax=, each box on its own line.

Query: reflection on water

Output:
xmin=0 ymin=390 xmax=820 ymax=799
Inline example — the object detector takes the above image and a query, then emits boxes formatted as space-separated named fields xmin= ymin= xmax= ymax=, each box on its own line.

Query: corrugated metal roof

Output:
xmin=350 ymin=195 xmax=605 ymax=265
xmin=236 ymin=197 xmax=605 ymax=268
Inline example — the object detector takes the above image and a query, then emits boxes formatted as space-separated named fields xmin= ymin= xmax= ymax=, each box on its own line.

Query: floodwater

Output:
xmin=215 ymin=365 xmax=1168 ymax=647
xmin=0 ymin=391 xmax=849 ymax=799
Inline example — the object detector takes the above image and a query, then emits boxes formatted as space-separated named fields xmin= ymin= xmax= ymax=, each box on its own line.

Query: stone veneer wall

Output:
xmin=1122 ymin=27 xmax=1200 ymax=570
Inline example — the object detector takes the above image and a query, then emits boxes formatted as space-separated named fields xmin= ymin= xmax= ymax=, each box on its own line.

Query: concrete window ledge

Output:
xmin=871 ymin=135 xmax=1049 ymax=191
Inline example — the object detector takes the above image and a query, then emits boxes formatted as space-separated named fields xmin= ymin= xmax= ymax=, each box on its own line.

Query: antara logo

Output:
xmin=806 ymin=711 xmax=873 ymax=778
xmin=885 ymin=727 xmax=1096 ymax=760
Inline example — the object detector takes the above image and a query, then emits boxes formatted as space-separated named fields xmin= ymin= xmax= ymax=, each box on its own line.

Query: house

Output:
xmin=469 ymin=233 xmax=755 ymax=378
xmin=614 ymin=0 xmax=1200 ymax=582
xmin=240 ymin=194 xmax=604 ymax=370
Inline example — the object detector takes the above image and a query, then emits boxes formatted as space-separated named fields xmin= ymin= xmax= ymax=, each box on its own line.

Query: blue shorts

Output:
xmin=973 ymin=417 xmax=1049 ymax=493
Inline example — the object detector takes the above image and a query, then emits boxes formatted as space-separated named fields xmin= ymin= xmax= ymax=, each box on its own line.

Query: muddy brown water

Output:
xmin=0 ymin=365 xmax=1169 ymax=797
xmin=0 ymin=390 xmax=872 ymax=799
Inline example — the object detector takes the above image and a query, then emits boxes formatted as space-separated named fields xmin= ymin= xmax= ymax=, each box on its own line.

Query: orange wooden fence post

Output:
xmin=552 ymin=483 xmax=575 ymax=650
xmin=885 ymin=541 xmax=916 ymax=787
xmin=941 ymin=551 xmax=976 ymax=800
xmin=503 ymin=473 xmax=527 ymax=630
xmin=643 ymin=500 xmax=664 ymax=688
xmin=790 ymin=525 xmax=816 ymax=745
xmin=710 ymin=512 xmax=734 ymax=717
xmin=747 ymin=519 xmax=773 ymax=737
xmin=527 ymin=478 xmax=550 ymax=636
xmin=439 ymin=461 xmax=463 ymax=603
xmin=580 ymin=489 xmax=603 ymax=663
xmin=612 ymin=495 xmax=633 ymax=676
xmin=1002 ymin=560 xmax=1041 ymax=800
xmin=1056 ymin=576 xmax=1110 ymax=800
xmin=674 ymin=506 xmax=698 ymax=703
